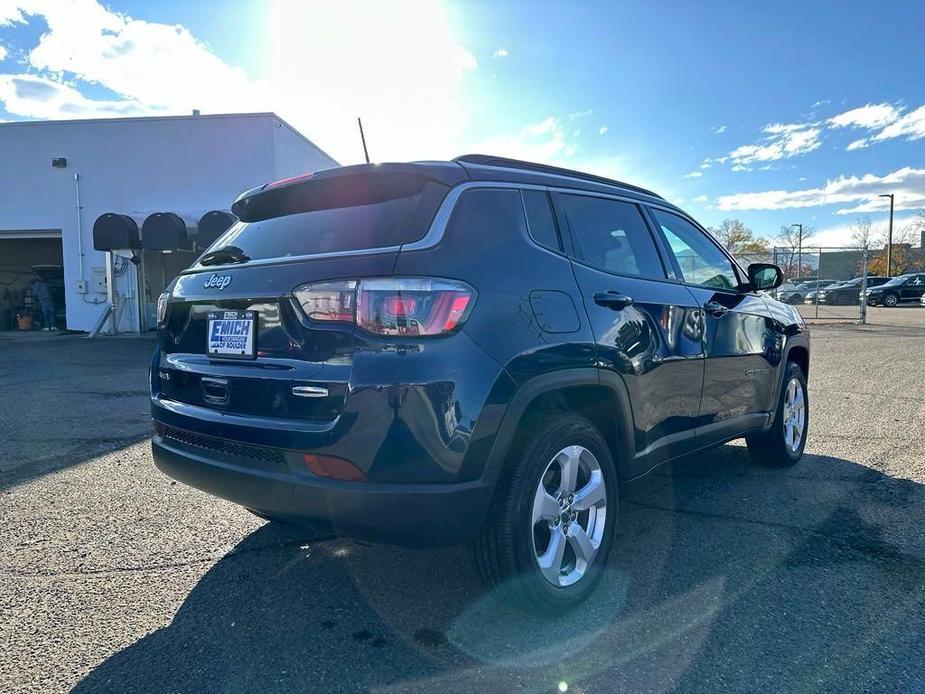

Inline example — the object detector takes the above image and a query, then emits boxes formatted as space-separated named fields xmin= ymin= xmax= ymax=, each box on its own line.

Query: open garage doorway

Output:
xmin=139 ymin=250 xmax=195 ymax=331
xmin=0 ymin=233 xmax=65 ymax=331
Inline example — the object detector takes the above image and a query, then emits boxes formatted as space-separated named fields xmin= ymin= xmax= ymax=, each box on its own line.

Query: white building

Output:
xmin=0 ymin=112 xmax=338 ymax=333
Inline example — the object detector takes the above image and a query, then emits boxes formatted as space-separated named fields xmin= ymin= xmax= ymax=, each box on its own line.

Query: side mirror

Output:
xmin=747 ymin=263 xmax=784 ymax=291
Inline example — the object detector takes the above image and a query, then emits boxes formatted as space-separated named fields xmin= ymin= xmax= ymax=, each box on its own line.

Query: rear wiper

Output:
xmin=199 ymin=245 xmax=250 ymax=266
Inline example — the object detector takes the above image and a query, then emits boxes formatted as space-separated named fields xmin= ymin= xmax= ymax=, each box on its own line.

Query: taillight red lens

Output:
xmin=444 ymin=295 xmax=471 ymax=331
xmin=356 ymin=278 xmax=475 ymax=336
xmin=381 ymin=295 xmax=417 ymax=317
xmin=293 ymin=278 xmax=475 ymax=336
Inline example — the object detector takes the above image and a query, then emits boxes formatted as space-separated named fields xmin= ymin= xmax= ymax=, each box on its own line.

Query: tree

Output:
xmin=707 ymin=219 xmax=771 ymax=257
xmin=774 ymin=224 xmax=817 ymax=278
xmin=866 ymin=222 xmax=921 ymax=276
xmin=850 ymin=216 xmax=880 ymax=249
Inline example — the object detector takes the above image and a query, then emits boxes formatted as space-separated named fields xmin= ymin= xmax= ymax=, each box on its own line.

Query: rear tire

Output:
xmin=747 ymin=362 xmax=808 ymax=467
xmin=473 ymin=414 xmax=618 ymax=616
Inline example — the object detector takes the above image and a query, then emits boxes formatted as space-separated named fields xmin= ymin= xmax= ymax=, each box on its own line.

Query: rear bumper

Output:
xmin=151 ymin=434 xmax=499 ymax=547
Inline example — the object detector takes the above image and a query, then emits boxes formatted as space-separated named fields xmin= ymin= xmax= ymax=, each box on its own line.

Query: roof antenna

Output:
xmin=357 ymin=117 xmax=370 ymax=163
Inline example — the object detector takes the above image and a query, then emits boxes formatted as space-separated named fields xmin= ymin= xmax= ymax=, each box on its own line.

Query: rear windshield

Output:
xmin=197 ymin=173 xmax=447 ymax=265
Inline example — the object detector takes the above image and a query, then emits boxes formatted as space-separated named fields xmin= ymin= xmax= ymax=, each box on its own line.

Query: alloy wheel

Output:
xmin=782 ymin=377 xmax=806 ymax=453
xmin=531 ymin=445 xmax=607 ymax=587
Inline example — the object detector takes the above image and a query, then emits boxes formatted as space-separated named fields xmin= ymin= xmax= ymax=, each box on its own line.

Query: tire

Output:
xmin=883 ymin=292 xmax=899 ymax=307
xmin=473 ymin=413 xmax=618 ymax=615
xmin=746 ymin=362 xmax=808 ymax=467
xmin=787 ymin=294 xmax=803 ymax=305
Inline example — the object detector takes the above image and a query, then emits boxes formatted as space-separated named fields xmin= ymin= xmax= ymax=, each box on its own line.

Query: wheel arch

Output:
xmin=767 ymin=335 xmax=810 ymax=428
xmin=484 ymin=369 xmax=636 ymax=479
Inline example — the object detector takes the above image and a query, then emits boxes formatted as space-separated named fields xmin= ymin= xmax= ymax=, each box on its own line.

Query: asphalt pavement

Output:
xmin=1 ymin=315 xmax=923 ymax=693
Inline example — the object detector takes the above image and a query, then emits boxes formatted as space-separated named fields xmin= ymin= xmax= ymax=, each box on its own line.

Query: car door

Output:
xmin=552 ymin=191 xmax=705 ymax=471
xmin=646 ymin=207 xmax=776 ymax=441
xmin=902 ymin=274 xmax=925 ymax=302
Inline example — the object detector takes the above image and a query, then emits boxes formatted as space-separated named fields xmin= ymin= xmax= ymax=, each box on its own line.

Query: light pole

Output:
xmin=879 ymin=193 xmax=894 ymax=276
xmin=790 ymin=223 xmax=803 ymax=278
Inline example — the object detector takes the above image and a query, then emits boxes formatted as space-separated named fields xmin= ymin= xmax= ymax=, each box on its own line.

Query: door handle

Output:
xmin=703 ymin=301 xmax=729 ymax=317
xmin=593 ymin=291 xmax=634 ymax=310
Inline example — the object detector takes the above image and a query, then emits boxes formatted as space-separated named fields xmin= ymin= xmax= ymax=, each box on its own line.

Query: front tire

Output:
xmin=883 ymin=292 xmax=899 ymax=307
xmin=474 ymin=414 xmax=618 ymax=615
xmin=747 ymin=362 xmax=808 ymax=467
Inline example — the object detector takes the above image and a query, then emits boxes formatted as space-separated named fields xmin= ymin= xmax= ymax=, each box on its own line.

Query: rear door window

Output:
xmin=558 ymin=194 xmax=665 ymax=279
xmin=199 ymin=173 xmax=446 ymax=265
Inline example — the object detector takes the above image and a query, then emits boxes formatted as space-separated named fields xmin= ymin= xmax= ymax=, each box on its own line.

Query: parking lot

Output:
xmin=2 ymin=312 xmax=924 ymax=693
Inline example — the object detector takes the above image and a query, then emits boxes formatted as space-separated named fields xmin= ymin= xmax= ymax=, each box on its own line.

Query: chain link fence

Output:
xmin=738 ymin=247 xmax=872 ymax=322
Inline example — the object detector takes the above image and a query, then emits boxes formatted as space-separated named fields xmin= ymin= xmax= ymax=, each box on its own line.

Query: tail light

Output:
xmin=294 ymin=280 xmax=357 ymax=321
xmin=292 ymin=277 xmax=475 ymax=336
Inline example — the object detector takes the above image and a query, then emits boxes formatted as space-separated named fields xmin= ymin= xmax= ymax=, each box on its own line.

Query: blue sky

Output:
xmin=2 ymin=1 xmax=924 ymax=245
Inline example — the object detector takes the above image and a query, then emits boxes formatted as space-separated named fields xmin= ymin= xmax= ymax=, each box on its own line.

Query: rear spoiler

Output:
xmin=231 ymin=162 xmax=468 ymax=222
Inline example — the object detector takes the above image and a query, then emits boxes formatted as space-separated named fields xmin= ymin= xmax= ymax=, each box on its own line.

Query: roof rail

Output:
xmin=453 ymin=154 xmax=663 ymax=199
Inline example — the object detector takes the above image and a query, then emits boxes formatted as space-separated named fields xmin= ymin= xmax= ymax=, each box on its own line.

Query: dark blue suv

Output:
xmin=151 ymin=155 xmax=809 ymax=614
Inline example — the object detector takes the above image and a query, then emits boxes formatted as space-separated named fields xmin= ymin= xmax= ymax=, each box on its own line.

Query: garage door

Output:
xmin=0 ymin=230 xmax=65 ymax=331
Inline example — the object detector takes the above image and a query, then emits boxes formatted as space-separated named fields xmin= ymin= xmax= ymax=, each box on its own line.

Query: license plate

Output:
xmin=207 ymin=311 xmax=256 ymax=359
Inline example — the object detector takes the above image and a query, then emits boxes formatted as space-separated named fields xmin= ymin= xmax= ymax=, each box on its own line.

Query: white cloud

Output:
xmin=472 ymin=115 xmax=572 ymax=162
xmin=846 ymin=138 xmax=869 ymax=151
xmin=693 ymin=194 xmax=709 ymax=203
xmin=872 ymin=104 xmax=925 ymax=143
xmin=0 ymin=42 xmax=7 ymax=61
xmin=492 ymin=48 xmax=508 ymax=58
xmin=716 ymin=166 xmax=925 ymax=214
xmin=598 ymin=125 xmax=608 ymax=135
xmin=567 ymin=108 xmax=592 ymax=120
xmin=828 ymin=103 xmax=900 ymax=129
xmin=0 ymin=0 xmax=478 ymax=163
xmin=724 ymin=123 xmax=821 ymax=167
xmin=684 ymin=170 xmax=702 ymax=178
xmin=731 ymin=164 xmax=750 ymax=172
xmin=712 ymin=125 xmax=727 ymax=134
xmin=0 ymin=73 xmax=151 ymax=118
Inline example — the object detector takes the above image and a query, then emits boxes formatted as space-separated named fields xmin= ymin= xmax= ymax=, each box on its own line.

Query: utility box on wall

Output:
xmin=91 ymin=267 xmax=107 ymax=293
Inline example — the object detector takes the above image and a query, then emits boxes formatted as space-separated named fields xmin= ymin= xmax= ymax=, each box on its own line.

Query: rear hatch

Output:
xmin=156 ymin=164 xmax=464 ymax=422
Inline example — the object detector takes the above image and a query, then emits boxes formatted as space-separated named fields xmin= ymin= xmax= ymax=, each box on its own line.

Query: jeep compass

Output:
xmin=151 ymin=155 xmax=810 ymax=614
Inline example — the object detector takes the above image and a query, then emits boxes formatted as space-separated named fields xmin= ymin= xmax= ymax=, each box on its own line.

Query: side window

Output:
xmin=522 ymin=190 xmax=561 ymax=251
xmin=650 ymin=209 xmax=740 ymax=290
xmin=559 ymin=194 xmax=665 ymax=279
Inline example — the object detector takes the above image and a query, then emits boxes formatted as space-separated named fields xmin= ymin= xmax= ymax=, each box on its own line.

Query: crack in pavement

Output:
xmin=1 ymin=534 xmax=337 ymax=579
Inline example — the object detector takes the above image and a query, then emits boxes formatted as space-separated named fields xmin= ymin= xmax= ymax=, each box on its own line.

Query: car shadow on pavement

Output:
xmin=73 ymin=445 xmax=925 ymax=693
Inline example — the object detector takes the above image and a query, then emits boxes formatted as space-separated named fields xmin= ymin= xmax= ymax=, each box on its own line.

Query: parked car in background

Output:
xmin=864 ymin=273 xmax=925 ymax=306
xmin=819 ymin=276 xmax=891 ymax=305
xmin=776 ymin=279 xmax=835 ymax=304
xmin=802 ymin=280 xmax=844 ymax=304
